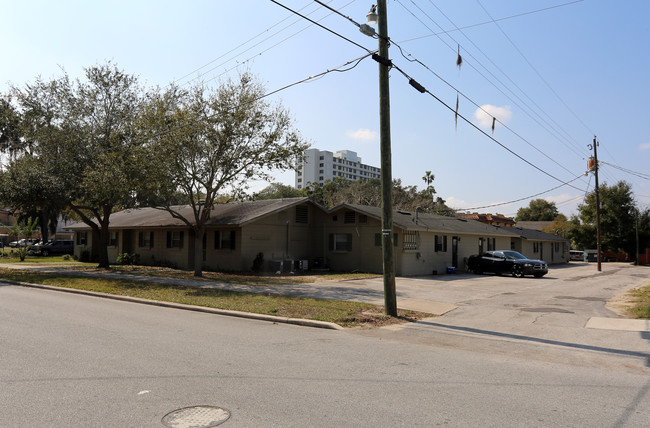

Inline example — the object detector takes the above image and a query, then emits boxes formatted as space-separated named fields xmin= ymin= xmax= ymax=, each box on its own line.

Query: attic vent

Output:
xmin=295 ymin=205 xmax=308 ymax=224
xmin=344 ymin=211 xmax=356 ymax=224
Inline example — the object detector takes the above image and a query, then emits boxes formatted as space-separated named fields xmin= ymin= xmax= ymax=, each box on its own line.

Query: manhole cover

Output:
xmin=162 ymin=406 xmax=230 ymax=427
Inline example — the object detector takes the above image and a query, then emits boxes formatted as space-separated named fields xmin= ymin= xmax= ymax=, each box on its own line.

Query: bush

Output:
xmin=116 ymin=252 xmax=140 ymax=265
xmin=79 ymin=251 xmax=91 ymax=263
xmin=63 ymin=255 xmax=71 ymax=261
xmin=252 ymin=252 xmax=264 ymax=272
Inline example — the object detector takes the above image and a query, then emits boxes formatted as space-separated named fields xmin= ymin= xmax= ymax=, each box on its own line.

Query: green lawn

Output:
xmin=0 ymin=265 xmax=426 ymax=328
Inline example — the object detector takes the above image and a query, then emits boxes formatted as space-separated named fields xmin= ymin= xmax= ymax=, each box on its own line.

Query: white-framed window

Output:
xmin=435 ymin=235 xmax=447 ymax=252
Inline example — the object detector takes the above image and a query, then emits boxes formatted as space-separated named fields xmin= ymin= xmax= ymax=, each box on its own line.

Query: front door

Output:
xmin=452 ymin=236 xmax=459 ymax=268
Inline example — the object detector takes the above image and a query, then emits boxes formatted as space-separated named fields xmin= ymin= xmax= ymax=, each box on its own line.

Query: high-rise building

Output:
xmin=295 ymin=148 xmax=381 ymax=189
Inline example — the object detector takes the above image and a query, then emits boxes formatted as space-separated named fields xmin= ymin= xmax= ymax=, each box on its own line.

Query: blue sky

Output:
xmin=2 ymin=0 xmax=649 ymax=217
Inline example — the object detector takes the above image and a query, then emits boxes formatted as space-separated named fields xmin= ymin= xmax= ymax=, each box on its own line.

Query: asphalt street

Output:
xmin=2 ymin=283 xmax=650 ymax=427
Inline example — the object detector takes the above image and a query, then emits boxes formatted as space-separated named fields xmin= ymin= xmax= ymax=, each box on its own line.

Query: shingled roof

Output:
xmin=333 ymin=204 xmax=517 ymax=237
xmin=68 ymin=197 xmax=313 ymax=229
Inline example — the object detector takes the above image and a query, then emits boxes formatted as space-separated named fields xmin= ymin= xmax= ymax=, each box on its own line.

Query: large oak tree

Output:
xmin=138 ymin=74 xmax=307 ymax=276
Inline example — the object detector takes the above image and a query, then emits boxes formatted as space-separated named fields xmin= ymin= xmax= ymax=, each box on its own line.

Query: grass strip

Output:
xmin=625 ymin=284 xmax=650 ymax=319
xmin=0 ymin=268 xmax=427 ymax=328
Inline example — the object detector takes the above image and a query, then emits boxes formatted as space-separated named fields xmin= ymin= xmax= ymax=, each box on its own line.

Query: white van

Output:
xmin=569 ymin=250 xmax=583 ymax=261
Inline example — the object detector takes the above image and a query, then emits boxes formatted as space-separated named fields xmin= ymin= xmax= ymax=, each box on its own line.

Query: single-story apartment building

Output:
xmin=69 ymin=198 xmax=569 ymax=275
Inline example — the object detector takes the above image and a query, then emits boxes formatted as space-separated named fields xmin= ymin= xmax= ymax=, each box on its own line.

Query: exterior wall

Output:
xmin=518 ymin=240 xmax=568 ymax=264
xmin=323 ymin=208 xmax=383 ymax=273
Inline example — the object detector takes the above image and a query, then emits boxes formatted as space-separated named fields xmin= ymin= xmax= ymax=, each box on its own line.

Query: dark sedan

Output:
xmin=467 ymin=250 xmax=548 ymax=278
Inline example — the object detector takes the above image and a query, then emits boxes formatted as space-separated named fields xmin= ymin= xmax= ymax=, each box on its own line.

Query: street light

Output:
xmin=363 ymin=1 xmax=397 ymax=317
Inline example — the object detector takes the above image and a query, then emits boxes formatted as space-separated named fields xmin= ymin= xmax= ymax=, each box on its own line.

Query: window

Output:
xmin=332 ymin=215 xmax=338 ymax=222
xmin=329 ymin=233 xmax=352 ymax=251
xmin=138 ymin=231 xmax=154 ymax=248
xmin=166 ymin=231 xmax=184 ymax=248
xmin=403 ymin=231 xmax=419 ymax=250
xmin=435 ymin=235 xmax=447 ymax=252
xmin=359 ymin=214 xmax=367 ymax=224
xmin=109 ymin=231 xmax=119 ymax=247
xmin=319 ymin=176 xmax=324 ymax=181
xmin=478 ymin=238 xmax=484 ymax=254
xmin=215 ymin=230 xmax=236 ymax=250
xmin=76 ymin=231 xmax=87 ymax=246
xmin=487 ymin=237 xmax=496 ymax=251
xmin=295 ymin=205 xmax=308 ymax=224
xmin=533 ymin=242 xmax=540 ymax=253
xmin=319 ymin=155 xmax=324 ymax=160
xmin=344 ymin=211 xmax=356 ymax=224
xmin=319 ymin=163 xmax=324 ymax=167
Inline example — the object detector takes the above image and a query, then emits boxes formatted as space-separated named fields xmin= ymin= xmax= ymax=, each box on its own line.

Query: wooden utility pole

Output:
xmin=377 ymin=0 xmax=397 ymax=316
xmin=589 ymin=137 xmax=602 ymax=272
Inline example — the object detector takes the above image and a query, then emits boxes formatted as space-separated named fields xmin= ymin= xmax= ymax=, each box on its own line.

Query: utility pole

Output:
xmin=589 ymin=137 xmax=602 ymax=272
xmin=376 ymin=0 xmax=397 ymax=316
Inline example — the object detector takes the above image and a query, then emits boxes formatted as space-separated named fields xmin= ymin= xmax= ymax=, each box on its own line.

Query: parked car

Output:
xmin=569 ymin=250 xmax=583 ymax=261
xmin=8 ymin=238 xmax=38 ymax=248
xmin=29 ymin=240 xmax=74 ymax=256
xmin=467 ymin=250 xmax=548 ymax=278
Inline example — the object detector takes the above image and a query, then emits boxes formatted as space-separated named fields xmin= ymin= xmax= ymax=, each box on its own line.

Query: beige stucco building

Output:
xmin=70 ymin=198 xmax=569 ymax=274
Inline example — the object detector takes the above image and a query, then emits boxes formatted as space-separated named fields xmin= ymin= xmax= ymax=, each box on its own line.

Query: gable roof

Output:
xmin=68 ymin=197 xmax=315 ymax=229
xmin=332 ymin=204 xmax=517 ymax=237
xmin=507 ymin=226 xmax=568 ymax=242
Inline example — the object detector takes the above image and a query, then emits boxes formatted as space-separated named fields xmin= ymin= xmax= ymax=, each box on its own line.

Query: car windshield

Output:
xmin=502 ymin=251 xmax=527 ymax=260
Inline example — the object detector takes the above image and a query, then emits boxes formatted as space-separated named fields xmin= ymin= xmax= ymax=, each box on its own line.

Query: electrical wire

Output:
xmin=398 ymin=0 xmax=584 ymax=43
xmin=396 ymin=0 xmax=589 ymax=161
xmin=599 ymin=161 xmax=650 ymax=181
xmin=270 ymin=0 xmax=372 ymax=53
xmin=142 ymin=53 xmax=373 ymax=143
xmin=458 ymin=173 xmax=586 ymax=211
xmin=391 ymin=62 xmax=586 ymax=192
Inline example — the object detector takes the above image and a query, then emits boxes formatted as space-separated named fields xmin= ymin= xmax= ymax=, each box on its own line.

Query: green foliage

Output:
xmin=515 ymin=199 xmax=559 ymax=221
xmin=303 ymin=176 xmax=455 ymax=215
xmin=567 ymin=181 xmax=650 ymax=258
xmin=137 ymin=73 xmax=308 ymax=276
xmin=9 ymin=216 xmax=38 ymax=261
xmin=116 ymin=252 xmax=140 ymax=265
xmin=251 ymin=183 xmax=303 ymax=200
xmin=3 ymin=62 xmax=147 ymax=268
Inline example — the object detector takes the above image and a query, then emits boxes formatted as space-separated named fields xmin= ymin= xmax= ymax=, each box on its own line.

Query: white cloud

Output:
xmin=346 ymin=128 xmax=377 ymax=141
xmin=640 ymin=143 xmax=650 ymax=150
xmin=474 ymin=104 xmax=512 ymax=129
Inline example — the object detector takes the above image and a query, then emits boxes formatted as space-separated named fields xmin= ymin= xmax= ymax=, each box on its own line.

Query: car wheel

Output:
xmin=42 ymin=250 xmax=49 ymax=257
xmin=512 ymin=265 xmax=524 ymax=278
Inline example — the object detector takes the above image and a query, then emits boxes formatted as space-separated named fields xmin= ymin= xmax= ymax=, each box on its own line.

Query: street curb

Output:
xmin=0 ymin=279 xmax=344 ymax=330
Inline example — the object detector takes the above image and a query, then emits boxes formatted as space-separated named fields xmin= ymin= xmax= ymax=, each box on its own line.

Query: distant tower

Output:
xmin=295 ymin=148 xmax=381 ymax=189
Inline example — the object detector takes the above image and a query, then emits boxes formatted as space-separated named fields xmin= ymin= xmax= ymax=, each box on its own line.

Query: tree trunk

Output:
xmin=193 ymin=228 xmax=204 ymax=277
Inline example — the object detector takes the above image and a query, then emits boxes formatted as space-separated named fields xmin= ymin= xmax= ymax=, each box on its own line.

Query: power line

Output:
xmin=600 ymin=160 xmax=650 ymax=181
xmin=398 ymin=0 xmax=584 ymax=43
xmin=476 ymin=0 xmax=589 ymax=151
xmin=270 ymin=0 xmax=372 ymax=53
xmin=391 ymin=62 xmax=585 ymax=192
xmin=458 ymin=173 xmax=586 ymax=211
xmin=396 ymin=0 xmax=589 ymax=161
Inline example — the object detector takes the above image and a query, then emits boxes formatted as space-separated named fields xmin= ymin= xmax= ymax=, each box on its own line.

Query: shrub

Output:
xmin=117 ymin=252 xmax=140 ymax=265
xmin=79 ymin=251 xmax=91 ymax=263
xmin=252 ymin=252 xmax=264 ymax=272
